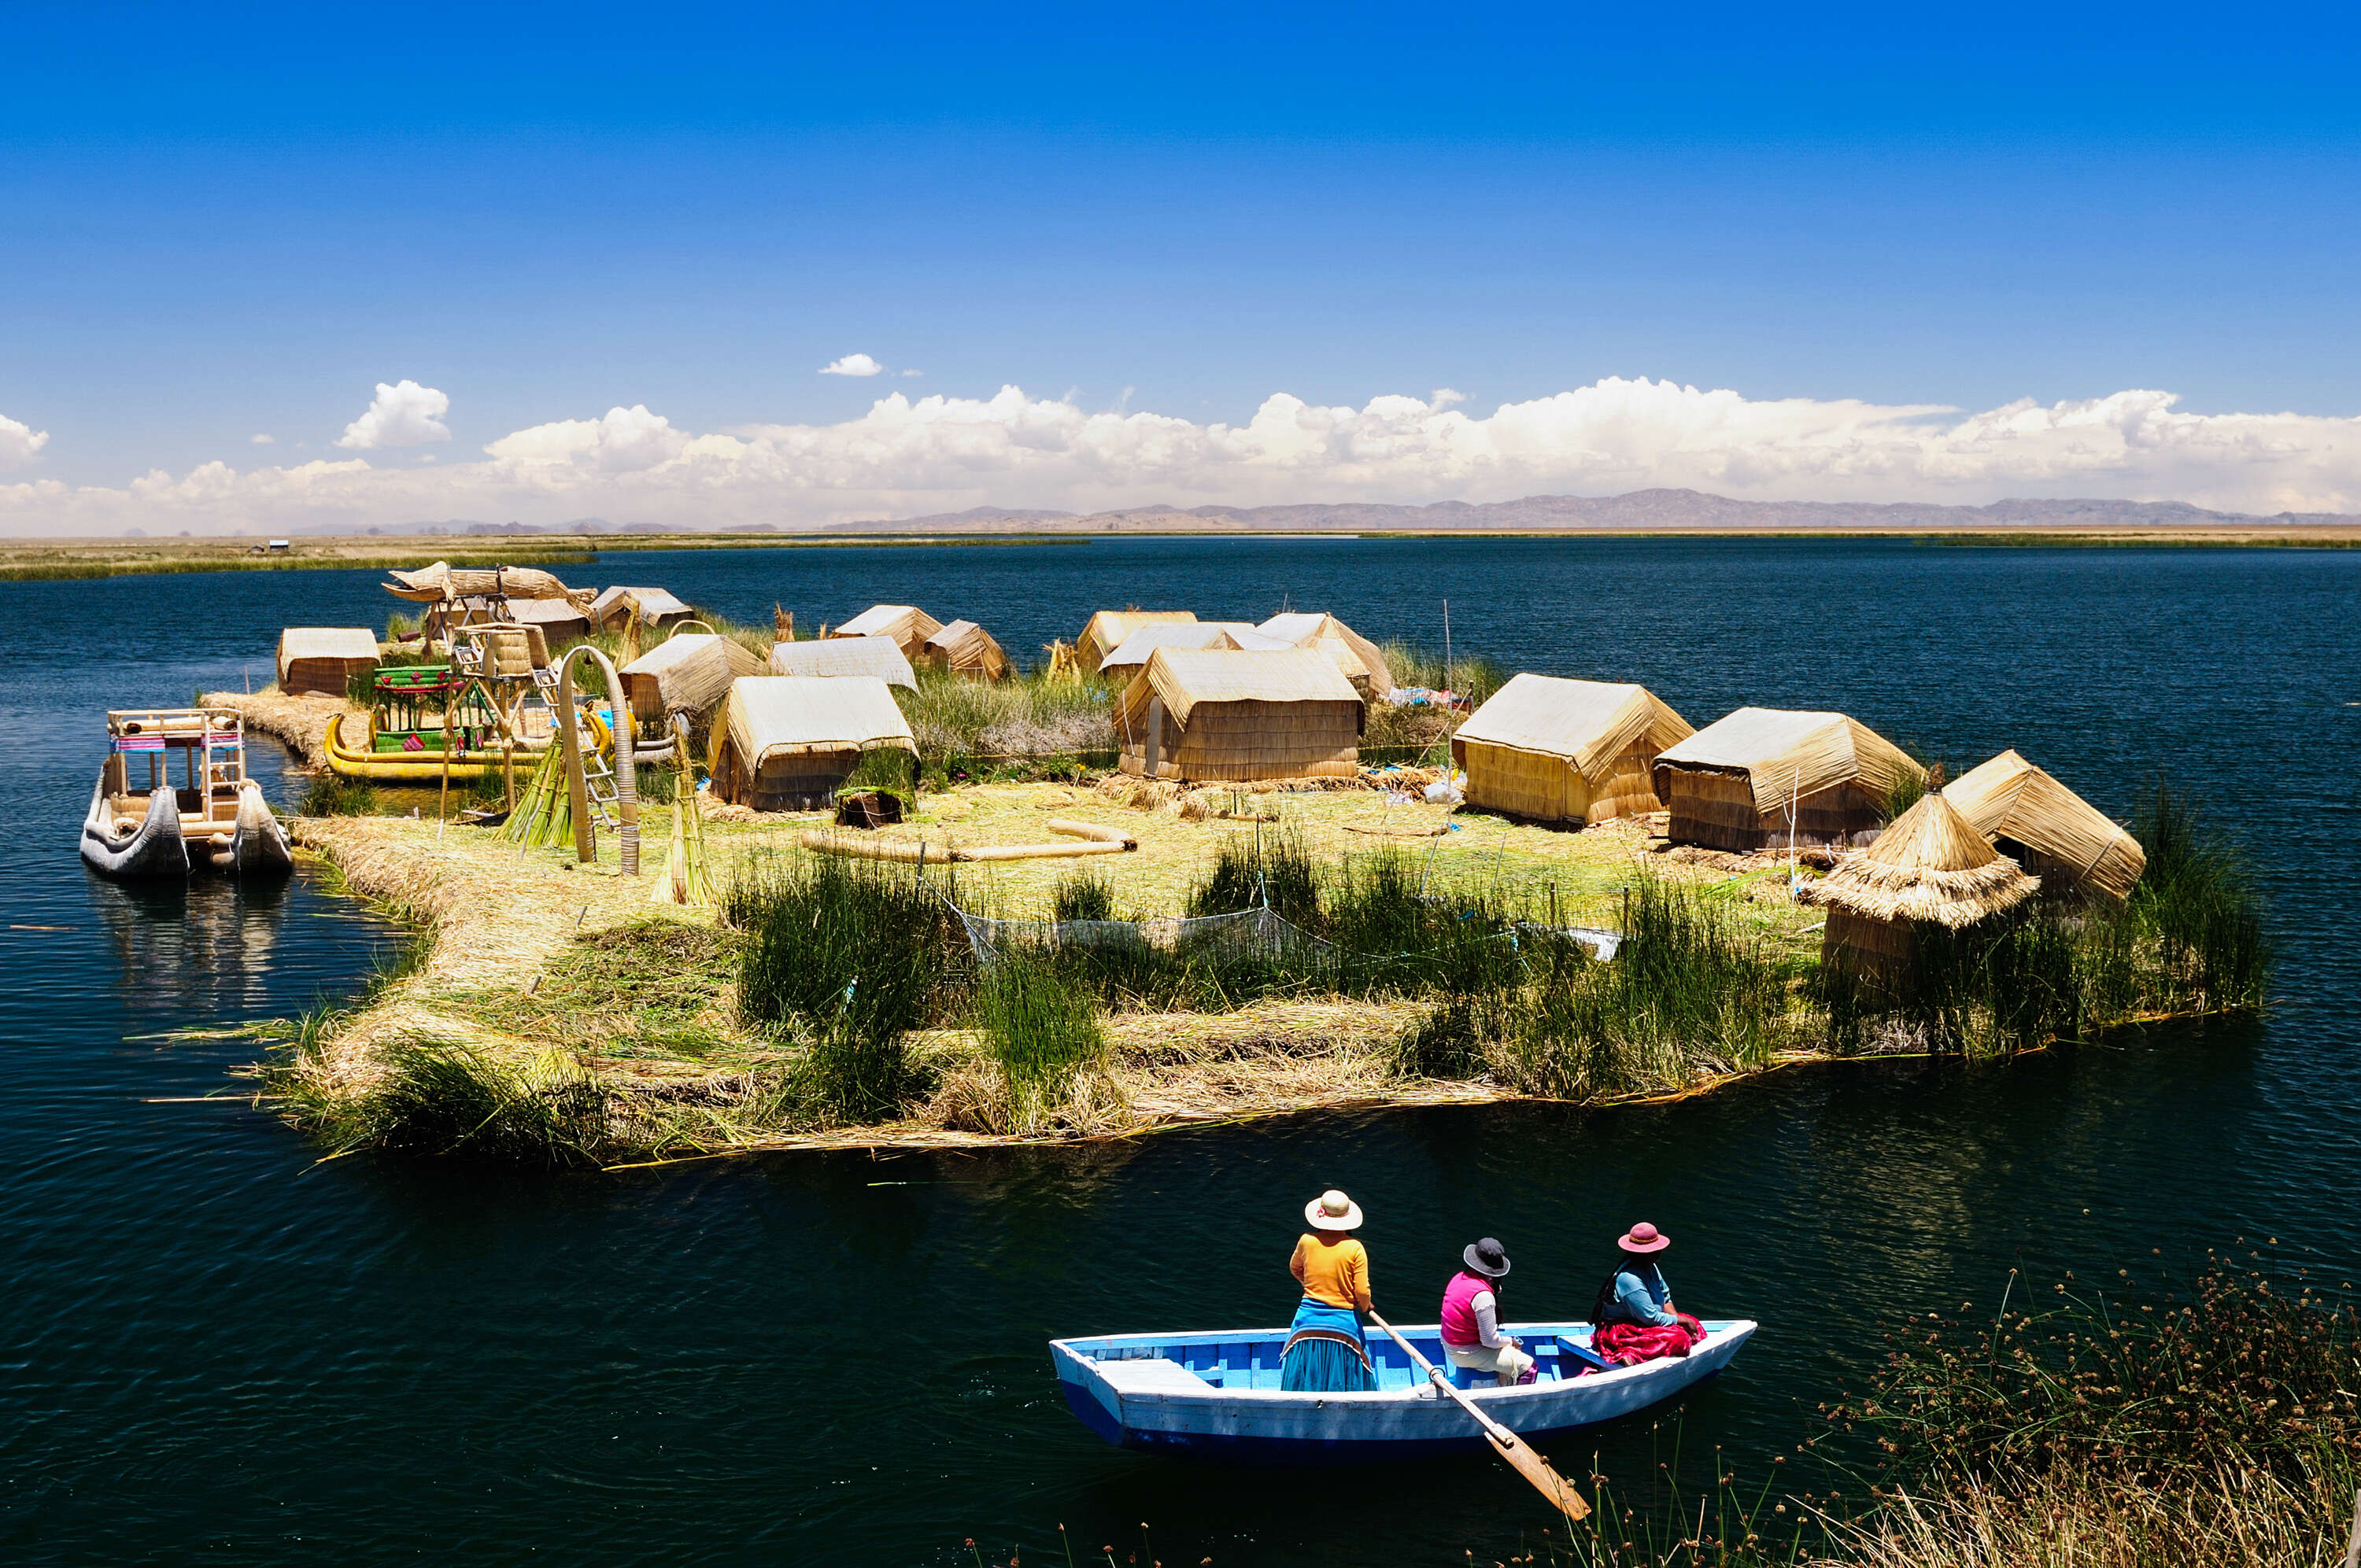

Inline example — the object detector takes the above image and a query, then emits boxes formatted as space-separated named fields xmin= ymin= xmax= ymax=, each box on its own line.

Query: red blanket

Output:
xmin=1593 ymin=1312 xmax=1705 ymax=1367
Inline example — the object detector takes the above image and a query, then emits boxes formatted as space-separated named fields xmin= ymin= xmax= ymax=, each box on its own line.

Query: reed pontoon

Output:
xmin=83 ymin=708 xmax=293 ymax=879
xmin=1051 ymin=1316 xmax=1754 ymax=1463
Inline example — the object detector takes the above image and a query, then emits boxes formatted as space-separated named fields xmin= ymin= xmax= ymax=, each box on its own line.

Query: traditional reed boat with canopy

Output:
xmin=83 ymin=707 xmax=292 ymax=878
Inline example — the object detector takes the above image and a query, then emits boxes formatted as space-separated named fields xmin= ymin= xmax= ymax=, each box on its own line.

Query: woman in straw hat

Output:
xmin=1280 ymin=1189 xmax=1378 ymax=1392
xmin=1439 ymin=1237 xmax=1535 ymax=1386
xmin=1590 ymin=1222 xmax=1707 ymax=1367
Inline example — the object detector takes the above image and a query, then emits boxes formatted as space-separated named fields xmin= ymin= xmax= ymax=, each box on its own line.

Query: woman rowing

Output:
xmin=1591 ymin=1221 xmax=1707 ymax=1366
xmin=1280 ymin=1189 xmax=1377 ymax=1392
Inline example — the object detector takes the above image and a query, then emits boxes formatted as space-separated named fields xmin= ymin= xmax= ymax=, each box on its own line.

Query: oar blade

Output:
xmin=1487 ymin=1431 xmax=1592 ymax=1522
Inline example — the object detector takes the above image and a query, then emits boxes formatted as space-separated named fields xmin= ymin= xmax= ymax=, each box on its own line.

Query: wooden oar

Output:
xmin=1366 ymin=1311 xmax=1591 ymax=1522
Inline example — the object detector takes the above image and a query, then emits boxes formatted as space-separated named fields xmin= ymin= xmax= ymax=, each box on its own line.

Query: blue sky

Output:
xmin=5 ymin=3 xmax=2360 ymax=528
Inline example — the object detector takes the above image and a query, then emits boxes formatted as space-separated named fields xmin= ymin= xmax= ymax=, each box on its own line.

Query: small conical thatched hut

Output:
xmin=768 ymin=635 xmax=918 ymax=691
xmin=1116 ymin=647 xmax=1363 ymax=782
xmin=1943 ymin=750 xmax=2145 ymax=906
xmin=1256 ymin=612 xmax=1394 ymax=696
xmin=708 ymin=676 xmax=917 ymax=812
xmin=277 ymin=628 xmax=380 ymax=697
xmin=1451 ymin=674 xmax=1694 ymax=825
xmin=1095 ymin=622 xmax=1288 ymax=683
xmin=1077 ymin=610 xmax=1195 ymax=676
xmin=922 ymin=619 xmax=1011 ymax=681
xmin=621 ymin=632 xmax=767 ymax=721
xmin=1806 ymin=793 xmax=2040 ymax=983
xmin=591 ymin=585 xmax=696 ymax=632
xmin=831 ymin=604 xmax=943 ymax=662
xmin=1654 ymin=708 xmax=1925 ymax=850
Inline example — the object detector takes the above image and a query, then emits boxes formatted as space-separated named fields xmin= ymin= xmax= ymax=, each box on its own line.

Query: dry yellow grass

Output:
xmin=276 ymin=777 xmax=1833 ymax=1162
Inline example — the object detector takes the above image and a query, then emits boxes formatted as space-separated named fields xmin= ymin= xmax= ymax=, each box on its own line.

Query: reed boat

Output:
xmin=83 ymin=708 xmax=293 ymax=879
xmin=320 ymin=669 xmax=611 ymax=783
xmin=1051 ymin=1318 xmax=1755 ymax=1464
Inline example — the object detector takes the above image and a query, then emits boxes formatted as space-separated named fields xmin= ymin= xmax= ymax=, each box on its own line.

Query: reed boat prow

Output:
xmin=1051 ymin=1318 xmax=1755 ymax=1464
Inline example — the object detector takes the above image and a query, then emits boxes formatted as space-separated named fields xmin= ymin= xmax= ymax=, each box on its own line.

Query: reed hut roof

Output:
xmin=1806 ymin=793 xmax=2040 ymax=928
xmin=590 ymin=585 xmax=695 ymax=625
xmin=922 ymin=618 xmax=1010 ymax=677
xmin=767 ymin=635 xmax=918 ymax=690
xmin=1944 ymin=749 xmax=2145 ymax=902
xmin=277 ymin=627 xmax=379 ymax=668
xmin=1116 ymin=647 xmax=1363 ymax=732
xmin=620 ymin=633 xmax=767 ymax=718
xmin=1077 ymin=609 xmax=1196 ymax=672
xmin=1097 ymin=622 xmax=1288 ymax=677
xmin=382 ymin=562 xmax=593 ymax=607
xmin=718 ymin=676 xmax=916 ymax=769
xmin=1654 ymin=707 xmax=1923 ymax=810
xmin=1255 ymin=612 xmax=1395 ymax=694
xmin=1454 ymin=674 xmax=1694 ymax=784
xmin=497 ymin=598 xmax=594 ymax=634
xmin=832 ymin=603 xmax=943 ymax=647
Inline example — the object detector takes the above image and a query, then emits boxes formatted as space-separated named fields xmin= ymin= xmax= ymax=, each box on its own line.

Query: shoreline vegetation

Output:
xmin=9 ymin=522 xmax=2361 ymax=581
xmin=212 ymin=621 xmax=2267 ymax=1169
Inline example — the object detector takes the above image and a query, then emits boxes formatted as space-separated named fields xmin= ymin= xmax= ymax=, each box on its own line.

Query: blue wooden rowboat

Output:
xmin=1051 ymin=1318 xmax=1756 ymax=1464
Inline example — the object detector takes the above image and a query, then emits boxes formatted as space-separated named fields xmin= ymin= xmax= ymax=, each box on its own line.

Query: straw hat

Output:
xmin=1618 ymin=1221 xmax=1671 ymax=1255
xmin=1463 ymin=1238 xmax=1511 ymax=1278
xmin=1304 ymin=1189 xmax=1363 ymax=1231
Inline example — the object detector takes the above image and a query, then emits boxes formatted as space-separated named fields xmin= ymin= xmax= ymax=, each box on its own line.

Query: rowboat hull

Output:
xmin=1051 ymin=1319 xmax=1754 ymax=1464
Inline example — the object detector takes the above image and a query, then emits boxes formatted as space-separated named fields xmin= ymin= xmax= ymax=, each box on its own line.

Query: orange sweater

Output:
xmin=1290 ymin=1232 xmax=1372 ymax=1311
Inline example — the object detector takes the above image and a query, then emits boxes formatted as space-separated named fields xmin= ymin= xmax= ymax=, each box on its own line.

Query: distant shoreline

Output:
xmin=4 ymin=523 xmax=2355 ymax=581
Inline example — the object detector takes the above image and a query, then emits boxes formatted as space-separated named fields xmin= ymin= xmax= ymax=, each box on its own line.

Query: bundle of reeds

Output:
xmin=499 ymin=739 xmax=578 ymax=849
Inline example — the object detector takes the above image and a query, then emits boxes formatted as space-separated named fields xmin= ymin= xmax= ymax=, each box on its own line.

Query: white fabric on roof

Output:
xmin=1657 ymin=707 xmax=1921 ymax=810
xmin=722 ymin=676 xmax=914 ymax=765
xmin=1098 ymin=622 xmax=1288 ymax=672
xmin=767 ymin=635 xmax=918 ymax=690
xmin=1121 ymin=647 xmax=1362 ymax=729
xmin=592 ymin=585 xmax=694 ymax=621
xmin=1454 ymin=674 xmax=1691 ymax=783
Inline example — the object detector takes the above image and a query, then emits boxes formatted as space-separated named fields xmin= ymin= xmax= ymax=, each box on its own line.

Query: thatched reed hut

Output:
xmin=768 ymin=635 xmax=918 ymax=691
xmin=1806 ymin=792 xmax=2040 ymax=985
xmin=489 ymin=596 xmax=593 ymax=647
xmin=1095 ymin=622 xmax=1288 ymax=683
xmin=1944 ymin=749 xmax=2145 ymax=905
xmin=276 ymin=628 xmax=380 ymax=698
xmin=1077 ymin=610 xmax=1195 ymax=676
xmin=1116 ymin=647 xmax=1363 ymax=782
xmin=922 ymin=619 xmax=1011 ymax=681
xmin=1451 ymin=675 xmax=1694 ymax=825
xmin=1654 ymin=708 xmax=1924 ymax=851
xmin=621 ymin=633 xmax=767 ymax=721
xmin=830 ymin=604 xmax=942 ymax=661
xmin=708 ymin=676 xmax=917 ymax=811
xmin=1256 ymin=612 xmax=1394 ymax=696
xmin=590 ymin=585 xmax=696 ymax=632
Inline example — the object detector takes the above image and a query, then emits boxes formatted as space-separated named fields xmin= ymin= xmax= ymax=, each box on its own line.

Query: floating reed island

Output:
xmin=215 ymin=571 xmax=2267 ymax=1168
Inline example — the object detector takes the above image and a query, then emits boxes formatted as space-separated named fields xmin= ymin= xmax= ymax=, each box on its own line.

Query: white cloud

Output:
xmin=818 ymin=353 xmax=883 ymax=378
xmin=250 ymin=434 xmax=275 ymax=445
xmin=0 ymin=413 xmax=50 ymax=470
xmin=900 ymin=368 xmax=924 ymax=378
xmin=336 ymin=380 xmax=451 ymax=449
xmin=9 ymin=376 xmax=2361 ymax=536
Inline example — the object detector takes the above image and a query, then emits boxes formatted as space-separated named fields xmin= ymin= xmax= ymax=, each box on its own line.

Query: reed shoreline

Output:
xmin=14 ymin=524 xmax=2361 ymax=582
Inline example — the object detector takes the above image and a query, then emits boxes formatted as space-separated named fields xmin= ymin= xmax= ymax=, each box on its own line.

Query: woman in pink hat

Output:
xmin=1590 ymin=1222 xmax=1707 ymax=1367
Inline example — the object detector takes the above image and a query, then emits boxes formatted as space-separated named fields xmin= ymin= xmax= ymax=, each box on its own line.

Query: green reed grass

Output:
xmin=970 ymin=946 xmax=1109 ymax=1132
xmin=1051 ymin=867 xmax=1117 ymax=923
xmin=726 ymin=854 xmax=967 ymax=1120
xmin=899 ymin=667 xmax=1116 ymax=765
xmin=297 ymin=773 xmax=382 ymax=817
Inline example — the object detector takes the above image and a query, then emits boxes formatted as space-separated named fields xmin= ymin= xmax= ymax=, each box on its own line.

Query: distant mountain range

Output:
xmin=822 ymin=490 xmax=2361 ymax=534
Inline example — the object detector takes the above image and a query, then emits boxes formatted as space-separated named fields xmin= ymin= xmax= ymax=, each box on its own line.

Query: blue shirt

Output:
xmin=1612 ymin=1264 xmax=1677 ymax=1328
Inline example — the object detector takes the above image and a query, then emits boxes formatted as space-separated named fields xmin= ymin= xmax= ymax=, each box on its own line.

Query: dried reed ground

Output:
xmin=283 ymin=781 xmax=1820 ymax=1158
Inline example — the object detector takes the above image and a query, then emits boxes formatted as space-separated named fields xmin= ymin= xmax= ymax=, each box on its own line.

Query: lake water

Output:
xmin=2 ymin=537 xmax=2355 ymax=1565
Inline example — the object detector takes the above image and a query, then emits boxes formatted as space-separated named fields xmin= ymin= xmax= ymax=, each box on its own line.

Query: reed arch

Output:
xmin=555 ymin=644 xmax=640 ymax=874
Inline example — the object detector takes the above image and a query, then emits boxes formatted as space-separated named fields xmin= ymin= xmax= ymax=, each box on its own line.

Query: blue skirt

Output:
xmin=1280 ymin=1298 xmax=1376 ymax=1392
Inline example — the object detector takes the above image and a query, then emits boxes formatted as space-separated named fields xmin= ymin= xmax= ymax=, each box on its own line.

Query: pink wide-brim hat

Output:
xmin=1618 ymin=1221 xmax=1671 ymax=1254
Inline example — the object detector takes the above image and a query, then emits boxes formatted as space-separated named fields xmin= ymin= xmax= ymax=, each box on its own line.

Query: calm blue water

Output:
xmin=2 ymin=537 xmax=2355 ymax=1565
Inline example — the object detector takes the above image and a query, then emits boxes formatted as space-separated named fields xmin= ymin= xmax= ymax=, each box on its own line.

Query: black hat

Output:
xmin=1463 ymin=1238 xmax=1510 ymax=1278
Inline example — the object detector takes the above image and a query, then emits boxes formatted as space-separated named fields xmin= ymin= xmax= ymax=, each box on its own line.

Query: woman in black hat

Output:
xmin=1437 ymin=1237 xmax=1533 ymax=1385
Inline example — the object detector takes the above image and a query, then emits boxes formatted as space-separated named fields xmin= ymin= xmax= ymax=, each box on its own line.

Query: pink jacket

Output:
xmin=1439 ymin=1269 xmax=1496 ymax=1347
